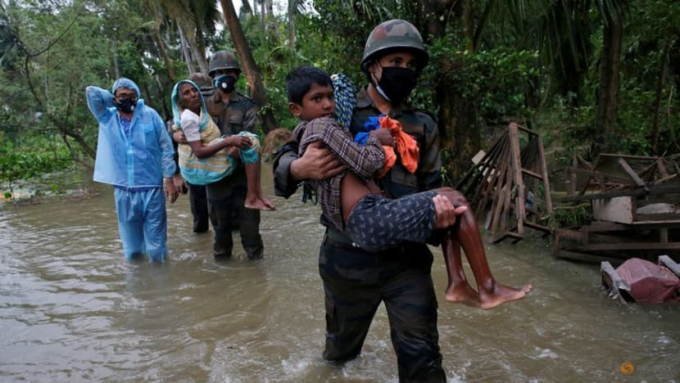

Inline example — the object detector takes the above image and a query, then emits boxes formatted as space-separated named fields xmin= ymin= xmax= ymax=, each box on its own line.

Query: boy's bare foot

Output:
xmin=245 ymin=196 xmax=275 ymax=211
xmin=479 ymin=283 xmax=532 ymax=310
xmin=260 ymin=196 xmax=276 ymax=210
xmin=445 ymin=282 xmax=480 ymax=307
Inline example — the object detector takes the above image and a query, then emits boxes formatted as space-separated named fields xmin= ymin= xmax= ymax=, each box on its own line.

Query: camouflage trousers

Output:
xmin=207 ymin=180 xmax=263 ymax=260
xmin=318 ymin=228 xmax=447 ymax=383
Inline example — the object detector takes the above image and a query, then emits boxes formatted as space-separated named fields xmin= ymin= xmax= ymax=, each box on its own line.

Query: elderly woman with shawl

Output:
xmin=171 ymin=79 xmax=274 ymax=211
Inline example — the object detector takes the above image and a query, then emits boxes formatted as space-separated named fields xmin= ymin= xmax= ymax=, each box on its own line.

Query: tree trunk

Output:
xmin=651 ymin=42 xmax=670 ymax=154
xmin=178 ymin=24 xmax=196 ymax=74
xmin=418 ymin=0 xmax=481 ymax=183
xmin=194 ymin=26 xmax=210 ymax=74
xmin=261 ymin=0 xmax=266 ymax=36
xmin=220 ymin=0 xmax=278 ymax=133
xmin=111 ymin=39 xmax=119 ymax=79
xmin=287 ymin=0 xmax=296 ymax=48
xmin=151 ymin=27 xmax=176 ymax=82
xmin=265 ymin=0 xmax=275 ymax=33
xmin=594 ymin=9 xmax=623 ymax=153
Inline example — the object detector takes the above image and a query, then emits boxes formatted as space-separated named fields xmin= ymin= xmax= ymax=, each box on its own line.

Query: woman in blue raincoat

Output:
xmin=86 ymin=77 xmax=180 ymax=262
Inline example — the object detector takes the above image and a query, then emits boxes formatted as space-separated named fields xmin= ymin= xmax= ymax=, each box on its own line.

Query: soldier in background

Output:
xmin=174 ymin=51 xmax=265 ymax=260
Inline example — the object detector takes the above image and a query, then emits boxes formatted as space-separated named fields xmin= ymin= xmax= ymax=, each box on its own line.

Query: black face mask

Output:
xmin=114 ymin=98 xmax=137 ymax=114
xmin=375 ymin=66 xmax=418 ymax=104
xmin=215 ymin=74 xmax=236 ymax=93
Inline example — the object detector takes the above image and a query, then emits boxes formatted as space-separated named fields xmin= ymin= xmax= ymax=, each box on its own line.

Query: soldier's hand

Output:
xmin=432 ymin=194 xmax=468 ymax=229
xmin=226 ymin=146 xmax=240 ymax=158
xmin=291 ymin=141 xmax=345 ymax=181
xmin=227 ymin=135 xmax=252 ymax=149
xmin=173 ymin=130 xmax=188 ymax=145
xmin=370 ymin=128 xmax=395 ymax=147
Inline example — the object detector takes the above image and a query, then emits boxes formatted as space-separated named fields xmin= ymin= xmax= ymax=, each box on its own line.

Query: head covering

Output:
xmin=361 ymin=19 xmax=429 ymax=73
xmin=111 ymin=77 xmax=141 ymax=98
xmin=171 ymin=80 xmax=210 ymax=132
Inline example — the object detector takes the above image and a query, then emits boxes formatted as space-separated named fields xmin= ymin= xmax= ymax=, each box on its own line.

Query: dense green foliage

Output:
xmin=1 ymin=0 xmax=679 ymax=197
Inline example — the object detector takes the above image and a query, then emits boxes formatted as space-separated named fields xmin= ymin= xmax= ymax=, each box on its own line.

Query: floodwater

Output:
xmin=1 ymin=166 xmax=679 ymax=383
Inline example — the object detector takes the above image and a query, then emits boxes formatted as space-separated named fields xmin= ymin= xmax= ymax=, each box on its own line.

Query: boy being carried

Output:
xmin=286 ymin=66 xmax=530 ymax=309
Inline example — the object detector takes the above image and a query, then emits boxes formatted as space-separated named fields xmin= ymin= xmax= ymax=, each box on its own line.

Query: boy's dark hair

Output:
xmin=285 ymin=66 xmax=332 ymax=105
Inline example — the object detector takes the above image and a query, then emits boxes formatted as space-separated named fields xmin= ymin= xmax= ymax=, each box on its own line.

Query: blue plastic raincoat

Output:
xmin=86 ymin=78 xmax=176 ymax=262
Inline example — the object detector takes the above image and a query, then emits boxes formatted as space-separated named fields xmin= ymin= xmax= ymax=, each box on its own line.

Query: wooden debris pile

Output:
xmin=456 ymin=123 xmax=553 ymax=244
xmin=553 ymin=154 xmax=680 ymax=263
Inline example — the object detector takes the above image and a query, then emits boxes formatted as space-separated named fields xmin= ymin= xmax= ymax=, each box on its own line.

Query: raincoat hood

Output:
xmin=112 ymin=77 xmax=141 ymax=98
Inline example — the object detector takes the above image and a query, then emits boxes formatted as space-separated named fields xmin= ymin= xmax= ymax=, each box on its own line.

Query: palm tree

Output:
xmin=220 ymin=0 xmax=278 ymax=133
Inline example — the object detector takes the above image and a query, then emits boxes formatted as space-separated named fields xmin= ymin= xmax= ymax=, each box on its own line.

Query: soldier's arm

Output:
xmin=243 ymin=104 xmax=259 ymax=133
xmin=273 ymin=138 xmax=347 ymax=198
xmin=418 ymin=114 xmax=443 ymax=191
xmin=273 ymin=143 xmax=300 ymax=198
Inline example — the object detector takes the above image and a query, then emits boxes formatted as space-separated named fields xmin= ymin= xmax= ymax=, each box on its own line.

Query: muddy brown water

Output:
xmin=1 ymin=166 xmax=679 ymax=382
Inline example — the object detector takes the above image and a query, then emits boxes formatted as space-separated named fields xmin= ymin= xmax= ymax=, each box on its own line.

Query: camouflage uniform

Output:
xmin=205 ymin=51 xmax=264 ymax=260
xmin=274 ymin=20 xmax=446 ymax=383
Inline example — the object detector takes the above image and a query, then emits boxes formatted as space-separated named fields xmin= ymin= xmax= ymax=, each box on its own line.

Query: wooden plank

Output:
xmin=493 ymin=231 xmax=523 ymax=244
xmin=509 ymin=123 xmax=525 ymax=236
xmin=587 ymin=221 xmax=631 ymax=232
xmin=565 ymin=167 xmax=635 ymax=186
xmin=592 ymin=197 xmax=634 ymax=224
xmin=524 ymin=221 xmax=552 ymax=234
xmin=651 ymin=174 xmax=678 ymax=185
xmin=536 ymin=136 xmax=553 ymax=214
xmin=617 ymin=157 xmax=647 ymax=187
xmin=559 ymin=183 xmax=680 ymax=203
xmin=521 ymin=168 xmax=543 ymax=180
xmin=586 ymin=242 xmax=680 ymax=251
xmin=554 ymin=228 xmax=584 ymax=241
xmin=657 ymin=159 xmax=670 ymax=178
xmin=553 ymin=249 xmax=624 ymax=264
xmin=635 ymin=213 xmax=680 ymax=222
xmin=516 ymin=124 xmax=537 ymax=136
xmin=576 ymin=155 xmax=593 ymax=170
xmin=598 ymin=153 xmax=661 ymax=161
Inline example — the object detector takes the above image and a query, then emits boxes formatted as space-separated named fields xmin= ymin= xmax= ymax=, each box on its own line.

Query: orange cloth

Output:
xmin=376 ymin=116 xmax=419 ymax=177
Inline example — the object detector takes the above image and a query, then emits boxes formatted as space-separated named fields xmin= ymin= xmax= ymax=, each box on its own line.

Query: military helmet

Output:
xmin=189 ymin=72 xmax=214 ymax=93
xmin=208 ymin=50 xmax=241 ymax=77
xmin=361 ymin=19 xmax=429 ymax=73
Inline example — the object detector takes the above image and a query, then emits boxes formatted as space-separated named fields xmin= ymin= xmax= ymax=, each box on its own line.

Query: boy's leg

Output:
xmin=239 ymin=132 xmax=274 ymax=211
xmin=141 ymin=187 xmax=168 ymax=263
xmin=442 ymin=232 xmax=479 ymax=306
xmin=436 ymin=187 xmax=531 ymax=309
xmin=114 ymin=189 xmax=145 ymax=260
xmin=243 ymin=160 xmax=275 ymax=211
